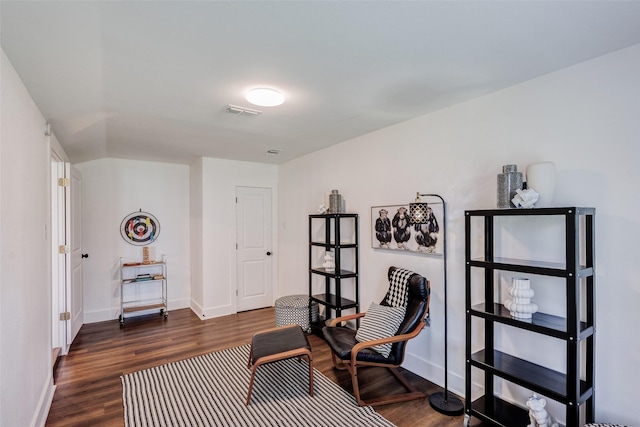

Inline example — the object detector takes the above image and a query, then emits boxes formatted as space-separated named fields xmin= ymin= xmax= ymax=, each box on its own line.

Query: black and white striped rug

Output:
xmin=121 ymin=345 xmax=396 ymax=427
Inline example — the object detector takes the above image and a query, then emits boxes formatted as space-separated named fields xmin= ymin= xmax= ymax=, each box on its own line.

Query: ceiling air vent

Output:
xmin=225 ymin=104 xmax=262 ymax=117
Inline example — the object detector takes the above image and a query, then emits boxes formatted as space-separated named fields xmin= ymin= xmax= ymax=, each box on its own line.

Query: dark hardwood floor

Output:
xmin=47 ymin=307 xmax=476 ymax=427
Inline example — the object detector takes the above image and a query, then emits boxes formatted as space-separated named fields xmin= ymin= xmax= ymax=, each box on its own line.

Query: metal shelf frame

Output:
xmin=308 ymin=214 xmax=359 ymax=333
xmin=464 ymin=207 xmax=595 ymax=427
xmin=119 ymin=255 xmax=168 ymax=327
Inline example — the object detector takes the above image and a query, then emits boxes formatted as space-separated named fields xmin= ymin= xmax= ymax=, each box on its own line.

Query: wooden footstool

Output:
xmin=246 ymin=324 xmax=314 ymax=405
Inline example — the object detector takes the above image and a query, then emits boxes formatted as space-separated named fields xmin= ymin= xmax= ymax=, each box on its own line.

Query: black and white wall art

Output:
xmin=371 ymin=203 xmax=443 ymax=256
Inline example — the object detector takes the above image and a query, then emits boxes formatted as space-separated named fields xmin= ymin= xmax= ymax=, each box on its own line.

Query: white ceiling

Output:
xmin=2 ymin=1 xmax=640 ymax=165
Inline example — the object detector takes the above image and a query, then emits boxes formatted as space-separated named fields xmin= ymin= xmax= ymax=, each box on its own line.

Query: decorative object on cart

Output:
xmin=497 ymin=164 xmax=523 ymax=208
xmin=512 ymin=188 xmax=539 ymax=209
xmin=322 ymin=251 xmax=335 ymax=272
xmin=409 ymin=193 xmax=463 ymax=416
xmin=371 ymin=202 xmax=443 ymax=255
xmin=329 ymin=189 xmax=343 ymax=213
xmin=120 ymin=209 xmax=161 ymax=246
xmin=317 ymin=203 xmax=328 ymax=214
xmin=526 ymin=161 xmax=556 ymax=208
xmin=142 ymin=247 xmax=150 ymax=264
xmin=504 ymin=277 xmax=538 ymax=319
xmin=526 ymin=393 xmax=559 ymax=427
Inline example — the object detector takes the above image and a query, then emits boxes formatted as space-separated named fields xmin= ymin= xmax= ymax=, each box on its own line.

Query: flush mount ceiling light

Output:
xmin=245 ymin=88 xmax=284 ymax=107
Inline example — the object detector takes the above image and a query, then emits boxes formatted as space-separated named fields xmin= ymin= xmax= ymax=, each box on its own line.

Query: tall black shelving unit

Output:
xmin=308 ymin=213 xmax=359 ymax=334
xmin=464 ymin=207 xmax=595 ymax=427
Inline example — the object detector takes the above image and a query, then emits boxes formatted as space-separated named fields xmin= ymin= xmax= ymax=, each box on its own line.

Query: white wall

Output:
xmin=1 ymin=49 xmax=54 ymax=427
xmin=77 ymin=155 xmax=279 ymax=323
xmin=278 ymin=44 xmax=640 ymax=424
xmin=75 ymin=158 xmax=191 ymax=323
xmin=190 ymin=157 xmax=278 ymax=318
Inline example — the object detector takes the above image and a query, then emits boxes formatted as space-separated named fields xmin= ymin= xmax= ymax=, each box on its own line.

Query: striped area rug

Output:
xmin=121 ymin=344 xmax=396 ymax=427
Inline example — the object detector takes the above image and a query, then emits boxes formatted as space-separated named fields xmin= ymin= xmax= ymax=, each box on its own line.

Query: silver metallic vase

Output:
xmin=497 ymin=165 xmax=523 ymax=208
xmin=329 ymin=190 xmax=343 ymax=213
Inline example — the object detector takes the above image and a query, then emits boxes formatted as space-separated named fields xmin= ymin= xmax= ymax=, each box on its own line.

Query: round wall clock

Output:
xmin=120 ymin=210 xmax=161 ymax=246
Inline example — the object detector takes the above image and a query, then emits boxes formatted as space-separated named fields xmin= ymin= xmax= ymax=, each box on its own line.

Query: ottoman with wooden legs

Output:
xmin=245 ymin=324 xmax=314 ymax=405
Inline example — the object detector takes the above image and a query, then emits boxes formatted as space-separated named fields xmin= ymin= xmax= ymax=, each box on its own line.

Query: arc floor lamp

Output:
xmin=409 ymin=193 xmax=464 ymax=416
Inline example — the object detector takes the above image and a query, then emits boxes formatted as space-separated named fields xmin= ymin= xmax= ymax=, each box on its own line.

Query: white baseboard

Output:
xmin=84 ymin=298 xmax=191 ymax=323
xmin=189 ymin=300 xmax=208 ymax=320
xmin=84 ymin=299 xmax=233 ymax=323
xmin=402 ymin=351 xmax=472 ymax=399
xmin=198 ymin=304 xmax=235 ymax=319
xmin=31 ymin=378 xmax=55 ymax=427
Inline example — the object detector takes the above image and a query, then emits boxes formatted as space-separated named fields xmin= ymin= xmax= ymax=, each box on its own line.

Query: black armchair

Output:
xmin=322 ymin=266 xmax=431 ymax=406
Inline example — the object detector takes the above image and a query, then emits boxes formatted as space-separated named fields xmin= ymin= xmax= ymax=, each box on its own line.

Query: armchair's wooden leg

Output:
xmin=355 ymin=367 xmax=426 ymax=407
xmin=348 ymin=365 xmax=366 ymax=406
xmin=308 ymin=354 xmax=314 ymax=397
xmin=387 ymin=367 xmax=419 ymax=393
xmin=246 ymin=365 xmax=258 ymax=405
xmin=330 ymin=352 xmax=347 ymax=370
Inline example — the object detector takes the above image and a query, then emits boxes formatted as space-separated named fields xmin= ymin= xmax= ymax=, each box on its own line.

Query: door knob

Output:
xmin=266 ymin=251 xmax=272 ymax=256
xmin=82 ymin=253 xmax=89 ymax=259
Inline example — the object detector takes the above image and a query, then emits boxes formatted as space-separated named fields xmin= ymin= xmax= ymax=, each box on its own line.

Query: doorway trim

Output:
xmin=50 ymin=151 xmax=68 ymax=355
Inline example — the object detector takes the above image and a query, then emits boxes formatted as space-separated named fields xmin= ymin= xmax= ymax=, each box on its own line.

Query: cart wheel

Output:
xmin=119 ymin=315 xmax=124 ymax=328
xmin=160 ymin=309 xmax=164 ymax=316
xmin=163 ymin=312 xmax=169 ymax=320
xmin=463 ymin=414 xmax=470 ymax=427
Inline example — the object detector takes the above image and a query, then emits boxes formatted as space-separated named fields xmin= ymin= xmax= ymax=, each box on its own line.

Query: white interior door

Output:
xmin=236 ymin=187 xmax=273 ymax=312
xmin=68 ymin=165 xmax=84 ymax=343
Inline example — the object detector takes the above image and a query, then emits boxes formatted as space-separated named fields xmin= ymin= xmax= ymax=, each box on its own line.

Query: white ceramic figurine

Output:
xmin=526 ymin=393 xmax=559 ymax=427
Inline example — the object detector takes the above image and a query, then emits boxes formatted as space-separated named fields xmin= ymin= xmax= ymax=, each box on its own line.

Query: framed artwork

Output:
xmin=120 ymin=210 xmax=161 ymax=246
xmin=371 ymin=203 xmax=443 ymax=256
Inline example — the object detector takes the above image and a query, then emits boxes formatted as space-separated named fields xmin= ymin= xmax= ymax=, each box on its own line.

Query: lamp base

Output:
xmin=429 ymin=391 xmax=464 ymax=416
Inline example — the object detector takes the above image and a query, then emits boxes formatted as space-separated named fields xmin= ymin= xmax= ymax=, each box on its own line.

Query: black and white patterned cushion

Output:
xmin=355 ymin=302 xmax=406 ymax=357
xmin=385 ymin=268 xmax=414 ymax=307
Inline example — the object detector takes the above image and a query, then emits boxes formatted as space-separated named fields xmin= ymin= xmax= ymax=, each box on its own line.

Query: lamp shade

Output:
xmin=409 ymin=202 xmax=430 ymax=224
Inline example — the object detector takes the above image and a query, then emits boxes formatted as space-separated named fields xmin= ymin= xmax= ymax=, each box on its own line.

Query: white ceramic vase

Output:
xmin=504 ymin=277 xmax=538 ymax=319
xmin=526 ymin=161 xmax=556 ymax=208
xmin=322 ymin=251 xmax=335 ymax=272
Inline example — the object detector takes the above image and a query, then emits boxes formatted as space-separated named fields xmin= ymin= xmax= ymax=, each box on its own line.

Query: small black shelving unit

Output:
xmin=464 ymin=207 xmax=595 ymax=427
xmin=308 ymin=213 xmax=359 ymax=334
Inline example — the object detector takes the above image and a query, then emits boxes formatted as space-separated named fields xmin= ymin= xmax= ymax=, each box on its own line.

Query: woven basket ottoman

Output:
xmin=275 ymin=295 xmax=318 ymax=333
